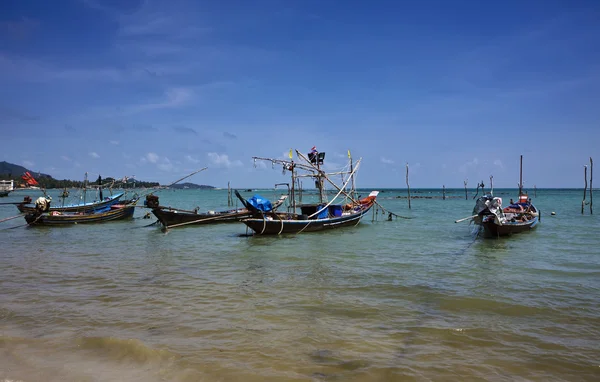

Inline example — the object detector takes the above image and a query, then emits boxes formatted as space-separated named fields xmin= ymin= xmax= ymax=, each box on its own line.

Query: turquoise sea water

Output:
xmin=1 ymin=188 xmax=599 ymax=381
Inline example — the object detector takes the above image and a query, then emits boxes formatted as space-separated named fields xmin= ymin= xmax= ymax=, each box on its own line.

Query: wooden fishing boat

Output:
xmin=145 ymin=193 xmax=289 ymax=229
xmin=17 ymin=192 xmax=125 ymax=214
xmin=24 ymin=200 xmax=137 ymax=226
xmin=239 ymin=191 xmax=378 ymax=235
xmin=240 ymin=147 xmax=378 ymax=235
xmin=473 ymin=194 xmax=539 ymax=237
xmin=472 ymin=155 xmax=540 ymax=238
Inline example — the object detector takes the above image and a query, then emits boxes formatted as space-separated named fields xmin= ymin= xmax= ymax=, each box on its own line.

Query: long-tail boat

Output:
xmin=24 ymin=199 xmax=138 ymax=226
xmin=17 ymin=173 xmax=125 ymax=213
xmin=472 ymin=155 xmax=540 ymax=237
xmin=239 ymin=147 xmax=378 ymax=235
xmin=145 ymin=193 xmax=289 ymax=229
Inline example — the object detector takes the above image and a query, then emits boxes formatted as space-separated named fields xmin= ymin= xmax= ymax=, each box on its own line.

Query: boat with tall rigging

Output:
xmin=238 ymin=147 xmax=378 ymax=235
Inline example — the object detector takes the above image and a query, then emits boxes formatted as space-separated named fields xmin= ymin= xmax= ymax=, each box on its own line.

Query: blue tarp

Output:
xmin=316 ymin=204 xmax=329 ymax=219
xmin=248 ymin=194 xmax=273 ymax=212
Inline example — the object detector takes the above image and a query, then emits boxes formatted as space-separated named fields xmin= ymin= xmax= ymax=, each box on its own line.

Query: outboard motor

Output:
xmin=145 ymin=195 xmax=159 ymax=208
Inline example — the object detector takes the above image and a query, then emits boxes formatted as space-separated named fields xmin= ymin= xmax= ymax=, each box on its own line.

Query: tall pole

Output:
xmin=83 ymin=172 xmax=88 ymax=206
xmin=348 ymin=150 xmax=356 ymax=200
xmin=464 ymin=179 xmax=468 ymax=200
xmin=519 ymin=155 xmax=523 ymax=196
xmin=582 ymin=165 xmax=588 ymax=215
xmin=406 ymin=163 xmax=411 ymax=209
xmin=315 ymin=150 xmax=325 ymax=204
xmin=490 ymin=175 xmax=494 ymax=196
xmin=590 ymin=157 xmax=593 ymax=215
xmin=227 ymin=181 xmax=232 ymax=206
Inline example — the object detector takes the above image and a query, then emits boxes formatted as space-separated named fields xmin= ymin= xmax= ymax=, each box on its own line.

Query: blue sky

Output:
xmin=1 ymin=0 xmax=599 ymax=188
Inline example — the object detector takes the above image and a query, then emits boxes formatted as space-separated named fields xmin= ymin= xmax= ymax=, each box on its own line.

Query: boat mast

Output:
xmin=519 ymin=155 xmax=523 ymax=196
xmin=314 ymin=148 xmax=325 ymax=204
xmin=83 ymin=172 xmax=88 ymax=206
xmin=289 ymin=150 xmax=297 ymax=213
xmin=98 ymin=175 xmax=103 ymax=201
xmin=348 ymin=150 xmax=356 ymax=200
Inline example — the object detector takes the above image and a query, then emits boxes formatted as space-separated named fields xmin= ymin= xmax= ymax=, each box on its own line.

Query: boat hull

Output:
xmin=479 ymin=215 xmax=539 ymax=238
xmin=152 ymin=208 xmax=251 ymax=228
xmin=242 ymin=204 xmax=373 ymax=235
xmin=25 ymin=204 xmax=136 ymax=225
xmin=17 ymin=192 xmax=125 ymax=214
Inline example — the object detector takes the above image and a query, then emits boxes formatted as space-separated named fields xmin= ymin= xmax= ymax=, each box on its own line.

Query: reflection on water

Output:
xmin=1 ymin=189 xmax=599 ymax=381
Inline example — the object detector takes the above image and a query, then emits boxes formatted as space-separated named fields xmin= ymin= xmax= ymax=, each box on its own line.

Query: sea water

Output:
xmin=1 ymin=188 xmax=599 ymax=381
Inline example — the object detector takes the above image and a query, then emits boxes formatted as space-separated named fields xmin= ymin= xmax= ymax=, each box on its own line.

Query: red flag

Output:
xmin=22 ymin=172 xmax=39 ymax=186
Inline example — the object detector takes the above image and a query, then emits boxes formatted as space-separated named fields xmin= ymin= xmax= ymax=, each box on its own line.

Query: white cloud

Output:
xmin=493 ymin=159 xmax=504 ymax=169
xmin=185 ymin=155 xmax=200 ymax=164
xmin=110 ymin=140 xmax=120 ymax=145
xmin=145 ymin=152 xmax=159 ymax=163
xmin=139 ymin=152 xmax=177 ymax=172
xmin=157 ymin=157 xmax=173 ymax=172
xmin=459 ymin=157 xmax=479 ymax=173
xmin=61 ymin=155 xmax=71 ymax=161
xmin=208 ymin=152 xmax=243 ymax=168
xmin=381 ymin=157 xmax=394 ymax=164
xmin=89 ymin=152 xmax=100 ymax=159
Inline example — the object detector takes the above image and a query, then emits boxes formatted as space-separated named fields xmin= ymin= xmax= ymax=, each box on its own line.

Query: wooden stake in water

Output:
xmin=443 ymin=185 xmax=446 ymax=200
xmin=590 ymin=157 xmax=593 ymax=215
xmin=534 ymin=185 xmax=537 ymax=197
xmin=582 ymin=165 xmax=588 ymax=215
xmin=227 ymin=181 xmax=232 ymax=206
xmin=464 ymin=179 xmax=468 ymax=200
xmin=406 ymin=163 xmax=411 ymax=209
xmin=490 ymin=175 xmax=494 ymax=196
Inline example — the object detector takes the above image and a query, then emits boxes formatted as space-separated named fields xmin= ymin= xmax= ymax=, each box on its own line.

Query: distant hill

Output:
xmin=0 ymin=161 xmax=51 ymax=179
xmin=0 ymin=161 xmax=159 ymax=189
xmin=170 ymin=182 xmax=215 ymax=190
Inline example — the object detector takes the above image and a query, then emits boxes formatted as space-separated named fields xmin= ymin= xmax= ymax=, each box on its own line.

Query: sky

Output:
xmin=1 ymin=0 xmax=599 ymax=189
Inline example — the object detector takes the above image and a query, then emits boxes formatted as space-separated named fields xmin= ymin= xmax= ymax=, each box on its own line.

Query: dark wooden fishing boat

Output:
xmin=472 ymin=155 xmax=540 ymax=238
xmin=24 ymin=200 xmax=137 ymax=226
xmin=473 ymin=194 xmax=539 ymax=237
xmin=240 ymin=147 xmax=378 ymax=235
xmin=239 ymin=191 xmax=378 ymax=235
xmin=145 ymin=193 xmax=288 ymax=229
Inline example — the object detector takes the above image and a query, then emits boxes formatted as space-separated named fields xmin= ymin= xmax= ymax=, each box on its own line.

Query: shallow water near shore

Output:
xmin=1 ymin=188 xmax=599 ymax=381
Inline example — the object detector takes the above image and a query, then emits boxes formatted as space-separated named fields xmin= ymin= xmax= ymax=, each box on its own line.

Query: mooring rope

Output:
xmin=374 ymin=201 xmax=412 ymax=220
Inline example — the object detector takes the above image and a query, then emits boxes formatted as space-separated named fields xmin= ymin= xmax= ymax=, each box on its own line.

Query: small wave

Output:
xmin=76 ymin=336 xmax=180 ymax=364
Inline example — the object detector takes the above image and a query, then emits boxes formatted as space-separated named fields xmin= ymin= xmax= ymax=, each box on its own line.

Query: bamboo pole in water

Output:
xmin=464 ymin=179 xmax=468 ymax=200
xmin=442 ymin=185 xmax=446 ymax=200
xmin=227 ymin=182 xmax=232 ymax=206
xmin=406 ymin=163 xmax=411 ymax=209
xmin=590 ymin=157 xmax=593 ymax=215
xmin=582 ymin=165 xmax=588 ymax=215
xmin=534 ymin=185 xmax=537 ymax=198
